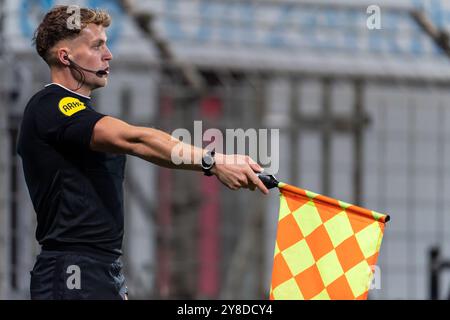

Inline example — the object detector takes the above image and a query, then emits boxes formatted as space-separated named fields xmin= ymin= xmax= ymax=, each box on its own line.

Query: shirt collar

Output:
xmin=45 ymin=83 xmax=91 ymax=100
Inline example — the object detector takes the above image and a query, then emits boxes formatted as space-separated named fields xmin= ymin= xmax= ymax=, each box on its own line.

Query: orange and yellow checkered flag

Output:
xmin=270 ymin=183 xmax=389 ymax=300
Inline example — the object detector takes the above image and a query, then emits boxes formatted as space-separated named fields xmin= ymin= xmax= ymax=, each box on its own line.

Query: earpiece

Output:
xmin=63 ymin=55 xmax=71 ymax=66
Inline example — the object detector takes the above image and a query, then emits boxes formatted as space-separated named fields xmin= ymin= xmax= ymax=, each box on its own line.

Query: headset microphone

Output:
xmin=65 ymin=56 xmax=109 ymax=77
xmin=95 ymin=69 xmax=108 ymax=76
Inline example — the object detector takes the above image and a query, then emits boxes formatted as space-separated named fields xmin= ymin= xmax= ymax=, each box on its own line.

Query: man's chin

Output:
xmin=91 ymin=79 xmax=108 ymax=90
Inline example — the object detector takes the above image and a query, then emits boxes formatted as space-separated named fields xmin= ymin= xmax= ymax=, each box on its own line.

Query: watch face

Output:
xmin=203 ymin=155 xmax=213 ymax=167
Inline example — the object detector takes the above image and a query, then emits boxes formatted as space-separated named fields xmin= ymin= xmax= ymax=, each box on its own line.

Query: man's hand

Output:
xmin=211 ymin=154 xmax=269 ymax=195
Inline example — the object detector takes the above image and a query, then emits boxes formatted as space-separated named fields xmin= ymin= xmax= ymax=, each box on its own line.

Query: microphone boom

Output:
xmin=68 ymin=58 xmax=108 ymax=77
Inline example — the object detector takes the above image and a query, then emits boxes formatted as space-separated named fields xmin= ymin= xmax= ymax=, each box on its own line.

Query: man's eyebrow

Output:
xmin=92 ymin=39 xmax=107 ymax=45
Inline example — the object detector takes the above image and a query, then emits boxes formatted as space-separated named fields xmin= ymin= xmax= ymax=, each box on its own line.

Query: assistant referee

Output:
xmin=17 ymin=6 xmax=268 ymax=300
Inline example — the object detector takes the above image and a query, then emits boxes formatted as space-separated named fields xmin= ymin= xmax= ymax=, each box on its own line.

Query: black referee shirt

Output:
xmin=17 ymin=83 xmax=126 ymax=257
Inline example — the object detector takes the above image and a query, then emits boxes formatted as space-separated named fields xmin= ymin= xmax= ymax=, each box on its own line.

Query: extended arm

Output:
xmin=90 ymin=116 xmax=269 ymax=194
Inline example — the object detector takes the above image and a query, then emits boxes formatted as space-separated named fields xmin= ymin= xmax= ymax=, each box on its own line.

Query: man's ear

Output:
xmin=57 ymin=48 xmax=71 ymax=66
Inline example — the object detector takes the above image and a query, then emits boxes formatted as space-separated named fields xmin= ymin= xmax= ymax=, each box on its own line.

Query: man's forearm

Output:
xmin=131 ymin=126 xmax=206 ymax=171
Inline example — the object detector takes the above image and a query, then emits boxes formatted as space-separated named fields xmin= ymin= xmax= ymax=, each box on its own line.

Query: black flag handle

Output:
xmin=257 ymin=173 xmax=279 ymax=190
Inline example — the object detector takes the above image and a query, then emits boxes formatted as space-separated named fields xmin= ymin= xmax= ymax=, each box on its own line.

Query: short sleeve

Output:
xmin=33 ymin=93 xmax=105 ymax=149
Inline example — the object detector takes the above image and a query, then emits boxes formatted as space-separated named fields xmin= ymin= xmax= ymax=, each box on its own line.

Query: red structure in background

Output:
xmin=156 ymin=94 xmax=223 ymax=298
xmin=198 ymin=96 xmax=222 ymax=298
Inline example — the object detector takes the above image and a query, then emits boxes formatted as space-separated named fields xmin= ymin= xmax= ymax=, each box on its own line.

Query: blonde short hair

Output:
xmin=33 ymin=5 xmax=111 ymax=66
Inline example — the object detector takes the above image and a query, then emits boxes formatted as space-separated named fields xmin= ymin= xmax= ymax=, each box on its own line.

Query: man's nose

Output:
xmin=104 ymin=46 xmax=113 ymax=61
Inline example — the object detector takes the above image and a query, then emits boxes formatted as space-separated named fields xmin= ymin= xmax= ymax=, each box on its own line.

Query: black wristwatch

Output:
xmin=201 ymin=150 xmax=216 ymax=176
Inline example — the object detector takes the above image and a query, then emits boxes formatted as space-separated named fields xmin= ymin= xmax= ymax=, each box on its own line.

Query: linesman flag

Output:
xmin=262 ymin=177 xmax=389 ymax=300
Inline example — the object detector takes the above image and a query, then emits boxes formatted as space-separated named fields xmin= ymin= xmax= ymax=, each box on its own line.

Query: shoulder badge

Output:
xmin=58 ymin=97 xmax=86 ymax=116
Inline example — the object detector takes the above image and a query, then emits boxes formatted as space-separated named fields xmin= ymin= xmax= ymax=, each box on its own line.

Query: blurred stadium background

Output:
xmin=2 ymin=0 xmax=450 ymax=300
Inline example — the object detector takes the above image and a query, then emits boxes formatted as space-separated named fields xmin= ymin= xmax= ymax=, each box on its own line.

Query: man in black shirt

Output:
xmin=17 ymin=6 xmax=268 ymax=300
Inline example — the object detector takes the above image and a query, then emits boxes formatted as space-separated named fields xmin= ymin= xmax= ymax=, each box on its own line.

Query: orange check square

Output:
xmin=335 ymin=236 xmax=365 ymax=272
xmin=271 ymin=254 xmax=293 ymax=289
xmin=276 ymin=214 xmax=304 ymax=251
xmin=304 ymin=225 xmax=334 ymax=261
xmin=294 ymin=264 xmax=324 ymax=300
xmin=285 ymin=191 xmax=310 ymax=213
xmin=365 ymin=252 xmax=379 ymax=268
xmin=326 ymin=275 xmax=355 ymax=300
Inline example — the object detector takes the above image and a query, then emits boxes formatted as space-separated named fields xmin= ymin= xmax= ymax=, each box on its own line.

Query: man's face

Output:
xmin=68 ymin=24 xmax=113 ymax=90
